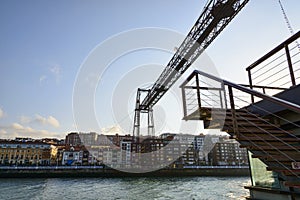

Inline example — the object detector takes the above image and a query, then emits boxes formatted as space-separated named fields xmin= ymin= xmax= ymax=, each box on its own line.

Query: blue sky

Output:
xmin=0 ymin=0 xmax=299 ymax=139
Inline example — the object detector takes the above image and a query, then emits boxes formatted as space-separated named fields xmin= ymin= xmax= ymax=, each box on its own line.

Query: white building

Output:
xmin=62 ymin=148 xmax=83 ymax=165
xmin=120 ymin=140 xmax=131 ymax=166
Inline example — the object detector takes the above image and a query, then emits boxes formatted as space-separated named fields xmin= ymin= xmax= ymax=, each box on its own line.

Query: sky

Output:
xmin=0 ymin=0 xmax=300 ymax=139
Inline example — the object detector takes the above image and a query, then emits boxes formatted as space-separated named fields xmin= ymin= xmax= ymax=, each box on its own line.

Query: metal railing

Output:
xmin=0 ymin=165 xmax=105 ymax=170
xmin=180 ymin=69 xmax=300 ymax=182
xmin=246 ymin=31 xmax=300 ymax=102
xmin=180 ymin=70 xmax=300 ymax=119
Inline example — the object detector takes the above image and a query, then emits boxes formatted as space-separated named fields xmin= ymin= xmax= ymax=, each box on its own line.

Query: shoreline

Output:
xmin=0 ymin=166 xmax=250 ymax=178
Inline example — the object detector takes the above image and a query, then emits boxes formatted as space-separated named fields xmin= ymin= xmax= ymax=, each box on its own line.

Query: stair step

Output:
xmin=264 ymin=161 xmax=294 ymax=169
xmin=237 ymin=135 xmax=300 ymax=142
xmin=206 ymin=110 xmax=259 ymax=119
xmin=240 ymin=145 xmax=300 ymax=150
xmin=258 ymin=155 xmax=299 ymax=162
xmin=200 ymin=106 xmax=300 ymax=189
xmin=214 ymin=116 xmax=273 ymax=124
xmin=224 ymin=127 xmax=289 ymax=134
xmin=202 ymin=112 xmax=279 ymax=131
xmin=201 ymin=114 xmax=260 ymax=120
xmin=203 ymin=120 xmax=225 ymax=129
xmin=207 ymin=116 xmax=266 ymax=125
xmin=199 ymin=107 xmax=259 ymax=118
xmin=266 ymin=166 xmax=300 ymax=174
xmin=267 ymin=166 xmax=293 ymax=171
xmin=240 ymin=141 xmax=300 ymax=148
xmin=273 ymin=169 xmax=300 ymax=176
xmin=284 ymin=181 xmax=300 ymax=188
xmin=252 ymin=153 xmax=300 ymax=160
xmin=223 ymin=123 xmax=279 ymax=130
xmin=226 ymin=131 xmax=289 ymax=139
xmin=233 ymin=117 xmax=270 ymax=124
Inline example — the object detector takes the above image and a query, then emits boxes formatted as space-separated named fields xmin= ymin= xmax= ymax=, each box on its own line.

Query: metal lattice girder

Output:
xmin=140 ymin=0 xmax=249 ymax=109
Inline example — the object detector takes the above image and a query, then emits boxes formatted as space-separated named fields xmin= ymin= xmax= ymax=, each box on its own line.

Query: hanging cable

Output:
xmin=278 ymin=0 xmax=300 ymax=51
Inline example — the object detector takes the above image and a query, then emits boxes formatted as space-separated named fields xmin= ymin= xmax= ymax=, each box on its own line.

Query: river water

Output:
xmin=0 ymin=177 xmax=250 ymax=200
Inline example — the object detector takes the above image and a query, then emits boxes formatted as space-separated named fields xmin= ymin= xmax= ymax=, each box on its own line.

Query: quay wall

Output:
xmin=0 ymin=167 xmax=250 ymax=178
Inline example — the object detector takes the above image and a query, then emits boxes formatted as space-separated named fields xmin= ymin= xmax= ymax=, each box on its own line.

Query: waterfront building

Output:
xmin=120 ymin=140 xmax=131 ymax=166
xmin=66 ymin=132 xmax=134 ymax=147
xmin=55 ymin=145 xmax=65 ymax=166
xmin=97 ymin=134 xmax=114 ymax=145
xmin=208 ymin=140 xmax=248 ymax=166
xmin=66 ymin=132 xmax=99 ymax=146
xmin=106 ymin=134 xmax=123 ymax=146
xmin=162 ymin=135 xmax=182 ymax=168
xmin=102 ymin=147 xmax=122 ymax=167
xmin=0 ymin=140 xmax=57 ymax=166
xmin=181 ymin=146 xmax=198 ymax=166
xmin=160 ymin=133 xmax=176 ymax=140
xmin=141 ymin=138 xmax=165 ymax=168
xmin=106 ymin=133 xmax=132 ymax=146
xmin=193 ymin=134 xmax=206 ymax=165
xmin=193 ymin=134 xmax=205 ymax=151
xmin=79 ymin=132 xmax=98 ymax=146
xmin=0 ymin=132 xmax=251 ymax=168
xmin=61 ymin=146 xmax=83 ymax=165
xmin=14 ymin=137 xmax=34 ymax=142
xmin=88 ymin=147 xmax=104 ymax=165
xmin=81 ymin=149 xmax=90 ymax=165
xmin=65 ymin=132 xmax=82 ymax=146
xmin=41 ymin=138 xmax=64 ymax=145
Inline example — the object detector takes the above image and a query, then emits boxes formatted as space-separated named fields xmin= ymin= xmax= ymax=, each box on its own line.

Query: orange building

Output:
xmin=0 ymin=140 xmax=57 ymax=166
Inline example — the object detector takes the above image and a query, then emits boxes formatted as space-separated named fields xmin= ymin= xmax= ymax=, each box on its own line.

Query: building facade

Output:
xmin=208 ymin=140 xmax=249 ymax=166
xmin=61 ymin=146 xmax=83 ymax=166
xmin=0 ymin=141 xmax=57 ymax=166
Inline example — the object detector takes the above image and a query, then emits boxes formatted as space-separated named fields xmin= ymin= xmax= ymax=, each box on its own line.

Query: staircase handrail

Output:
xmin=182 ymin=70 xmax=300 ymax=113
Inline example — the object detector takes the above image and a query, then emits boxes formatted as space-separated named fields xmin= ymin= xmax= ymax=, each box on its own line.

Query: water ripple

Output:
xmin=0 ymin=177 xmax=250 ymax=200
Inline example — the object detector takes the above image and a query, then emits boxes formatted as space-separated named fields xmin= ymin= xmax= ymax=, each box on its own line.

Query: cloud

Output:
xmin=39 ymin=64 xmax=62 ymax=85
xmin=47 ymin=116 xmax=60 ymax=128
xmin=20 ymin=115 xmax=31 ymax=124
xmin=12 ymin=123 xmax=24 ymax=130
xmin=35 ymin=115 xmax=60 ymax=128
xmin=50 ymin=65 xmax=62 ymax=83
xmin=101 ymin=125 xmax=127 ymax=135
xmin=0 ymin=123 xmax=62 ymax=139
xmin=39 ymin=75 xmax=47 ymax=85
xmin=0 ymin=108 xmax=3 ymax=119
xmin=20 ymin=114 xmax=60 ymax=128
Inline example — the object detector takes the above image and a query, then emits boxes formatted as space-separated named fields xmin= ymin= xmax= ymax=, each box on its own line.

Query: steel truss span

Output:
xmin=133 ymin=0 xmax=249 ymax=137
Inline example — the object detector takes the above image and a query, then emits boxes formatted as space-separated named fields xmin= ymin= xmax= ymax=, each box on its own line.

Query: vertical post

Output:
xmin=247 ymin=151 xmax=254 ymax=186
xmin=195 ymin=74 xmax=201 ymax=112
xmin=219 ymin=89 xmax=223 ymax=109
xmin=228 ymin=86 xmax=239 ymax=137
xmin=181 ymin=86 xmax=187 ymax=118
xmin=148 ymin=107 xmax=154 ymax=137
xmin=285 ymin=44 xmax=296 ymax=86
xmin=221 ymin=82 xmax=228 ymax=109
xmin=247 ymin=70 xmax=254 ymax=103
xmin=133 ymin=90 xmax=141 ymax=142
xmin=133 ymin=109 xmax=140 ymax=142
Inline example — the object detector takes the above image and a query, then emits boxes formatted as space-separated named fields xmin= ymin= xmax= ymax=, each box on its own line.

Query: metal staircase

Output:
xmin=180 ymin=32 xmax=300 ymax=198
xmin=200 ymin=107 xmax=300 ymax=187
xmin=181 ymin=70 xmax=300 ymax=197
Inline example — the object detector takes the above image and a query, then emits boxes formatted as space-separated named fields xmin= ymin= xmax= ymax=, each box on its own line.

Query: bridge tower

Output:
xmin=133 ymin=88 xmax=154 ymax=141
